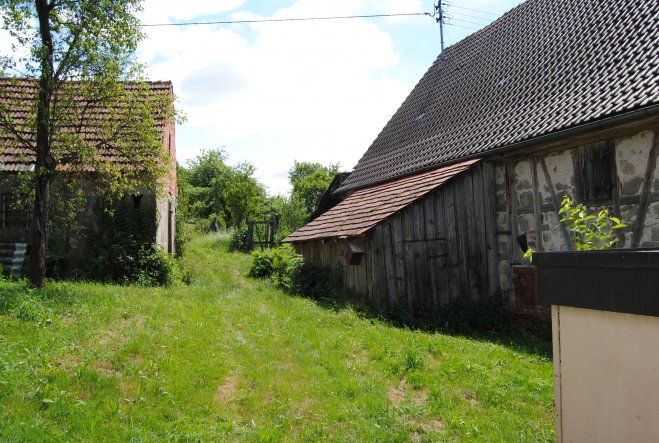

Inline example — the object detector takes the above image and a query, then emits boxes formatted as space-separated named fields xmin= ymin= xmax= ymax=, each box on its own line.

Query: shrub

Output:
xmin=90 ymin=197 xmax=183 ymax=286
xmin=290 ymin=260 xmax=340 ymax=299
xmin=229 ymin=225 xmax=249 ymax=252
xmin=95 ymin=244 xmax=182 ymax=286
xmin=248 ymin=245 xmax=342 ymax=298
xmin=248 ymin=245 xmax=302 ymax=292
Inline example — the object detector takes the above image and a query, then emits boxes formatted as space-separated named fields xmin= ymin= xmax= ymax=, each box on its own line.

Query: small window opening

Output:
xmin=0 ymin=193 xmax=31 ymax=228
xmin=344 ymin=238 xmax=364 ymax=265
xmin=574 ymin=141 xmax=615 ymax=204
xmin=132 ymin=194 xmax=143 ymax=209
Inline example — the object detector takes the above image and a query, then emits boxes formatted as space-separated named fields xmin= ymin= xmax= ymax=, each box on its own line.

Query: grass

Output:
xmin=0 ymin=235 xmax=554 ymax=442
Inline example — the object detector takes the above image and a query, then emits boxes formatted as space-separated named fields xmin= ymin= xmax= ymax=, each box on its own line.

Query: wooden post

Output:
xmin=539 ymin=158 xmax=573 ymax=250
xmin=246 ymin=221 xmax=254 ymax=251
xmin=631 ymin=130 xmax=659 ymax=248
xmin=532 ymin=158 xmax=544 ymax=252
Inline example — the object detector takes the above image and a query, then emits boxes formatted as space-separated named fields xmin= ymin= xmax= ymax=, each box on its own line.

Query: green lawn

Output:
xmin=0 ymin=235 xmax=554 ymax=442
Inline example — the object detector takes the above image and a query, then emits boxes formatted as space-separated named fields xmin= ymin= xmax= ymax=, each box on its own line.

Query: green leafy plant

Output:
xmin=248 ymin=245 xmax=302 ymax=291
xmin=523 ymin=196 xmax=627 ymax=262
xmin=247 ymin=245 xmax=341 ymax=297
xmin=558 ymin=196 xmax=627 ymax=250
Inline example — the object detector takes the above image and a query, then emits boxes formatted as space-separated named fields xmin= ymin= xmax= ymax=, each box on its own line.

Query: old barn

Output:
xmin=285 ymin=0 xmax=659 ymax=319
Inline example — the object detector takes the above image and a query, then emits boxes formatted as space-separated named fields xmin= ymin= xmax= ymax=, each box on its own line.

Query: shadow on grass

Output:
xmin=298 ymin=290 xmax=552 ymax=359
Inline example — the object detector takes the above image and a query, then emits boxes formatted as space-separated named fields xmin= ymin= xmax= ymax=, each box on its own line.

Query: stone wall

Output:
xmin=495 ymin=127 xmax=659 ymax=300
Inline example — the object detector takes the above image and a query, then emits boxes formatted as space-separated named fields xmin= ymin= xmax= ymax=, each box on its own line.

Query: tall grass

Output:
xmin=0 ymin=235 xmax=554 ymax=442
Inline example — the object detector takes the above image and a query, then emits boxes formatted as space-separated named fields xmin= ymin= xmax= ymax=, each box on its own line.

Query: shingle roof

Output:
xmin=338 ymin=0 xmax=659 ymax=192
xmin=284 ymin=159 xmax=478 ymax=242
xmin=0 ymin=78 xmax=174 ymax=171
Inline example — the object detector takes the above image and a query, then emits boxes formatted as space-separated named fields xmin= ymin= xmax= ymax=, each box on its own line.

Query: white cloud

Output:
xmin=140 ymin=0 xmax=246 ymax=24
xmin=139 ymin=0 xmax=414 ymax=195
xmin=138 ymin=0 xmax=524 ymax=195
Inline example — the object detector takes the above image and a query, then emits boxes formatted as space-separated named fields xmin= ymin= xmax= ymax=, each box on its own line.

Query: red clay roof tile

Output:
xmin=284 ymin=159 xmax=478 ymax=242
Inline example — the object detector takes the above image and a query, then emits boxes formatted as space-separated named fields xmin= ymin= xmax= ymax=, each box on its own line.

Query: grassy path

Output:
xmin=0 ymin=235 xmax=554 ymax=442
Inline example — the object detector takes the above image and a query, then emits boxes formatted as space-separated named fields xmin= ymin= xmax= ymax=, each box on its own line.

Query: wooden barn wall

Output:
xmin=294 ymin=162 xmax=499 ymax=318
xmin=294 ymin=238 xmax=370 ymax=301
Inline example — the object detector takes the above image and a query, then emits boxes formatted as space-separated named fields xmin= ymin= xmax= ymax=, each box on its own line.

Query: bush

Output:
xmin=248 ymin=245 xmax=342 ymax=298
xmin=229 ymin=225 xmax=249 ymax=252
xmin=95 ymin=244 xmax=182 ymax=286
xmin=248 ymin=245 xmax=302 ymax=292
xmin=290 ymin=260 xmax=340 ymax=299
xmin=90 ymin=197 xmax=183 ymax=286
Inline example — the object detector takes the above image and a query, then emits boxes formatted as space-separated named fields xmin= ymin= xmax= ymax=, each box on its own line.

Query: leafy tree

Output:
xmin=186 ymin=149 xmax=230 ymax=219
xmin=184 ymin=149 xmax=266 ymax=229
xmin=263 ymin=194 xmax=307 ymax=239
xmin=288 ymin=161 xmax=340 ymax=215
xmin=0 ymin=0 xmax=174 ymax=286
xmin=216 ymin=161 xmax=265 ymax=228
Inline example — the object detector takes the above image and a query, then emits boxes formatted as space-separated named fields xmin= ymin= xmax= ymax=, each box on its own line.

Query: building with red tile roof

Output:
xmin=286 ymin=0 xmax=659 ymax=322
xmin=0 ymin=79 xmax=177 ymax=276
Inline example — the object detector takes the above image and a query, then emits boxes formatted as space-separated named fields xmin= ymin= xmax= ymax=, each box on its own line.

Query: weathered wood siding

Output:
xmin=294 ymin=237 xmax=370 ymax=300
xmin=295 ymin=162 xmax=499 ymax=318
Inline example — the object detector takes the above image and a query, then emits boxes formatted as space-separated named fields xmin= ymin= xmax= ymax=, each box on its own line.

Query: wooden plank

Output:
xmin=365 ymin=236 xmax=374 ymax=303
xmin=481 ymin=162 xmax=500 ymax=297
xmin=505 ymin=163 xmax=519 ymax=263
xmin=471 ymin=163 xmax=489 ymax=300
xmin=426 ymin=238 xmax=447 ymax=316
xmin=433 ymin=191 xmax=451 ymax=306
xmin=443 ymin=181 xmax=462 ymax=301
xmin=458 ymin=172 xmax=477 ymax=299
xmin=402 ymin=207 xmax=418 ymax=313
xmin=531 ymin=157 xmax=544 ymax=252
xmin=631 ymin=131 xmax=659 ymax=247
xmin=390 ymin=215 xmax=407 ymax=310
xmin=416 ymin=238 xmax=432 ymax=317
xmin=372 ymin=226 xmax=387 ymax=310
xmin=381 ymin=221 xmax=398 ymax=311
xmin=413 ymin=201 xmax=425 ymax=241
xmin=424 ymin=195 xmax=436 ymax=241
xmin=539 ymin=157 xmax=574 ymax=250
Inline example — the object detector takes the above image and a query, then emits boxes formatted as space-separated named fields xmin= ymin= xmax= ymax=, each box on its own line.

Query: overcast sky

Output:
xmin=116 ymin=2 xmax=529 ymax=195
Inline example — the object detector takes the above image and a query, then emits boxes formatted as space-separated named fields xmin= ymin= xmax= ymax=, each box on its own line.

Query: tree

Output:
xmin=184 ymin=149 xmax=266 ymax=229
xmin=288 ymin=161 xmax=340 ymax=215
xmin=0 ymin=0 xmax=174 ymax=286
xmin=186 ymin=149 xmax=231 ymax=219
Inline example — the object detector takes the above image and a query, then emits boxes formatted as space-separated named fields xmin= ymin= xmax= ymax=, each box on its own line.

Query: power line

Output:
xmin=447 ymin=17 xmax=493 ymax=28
xmin=141 ymin=12 xmax=430 ymax=27
xmin=446 ymin=22 xmax=480 ymax=32
xmin=450 ymin=11 xmax=494 ymax=24
xmin=448 ymin=5 xmax=501 ymax=17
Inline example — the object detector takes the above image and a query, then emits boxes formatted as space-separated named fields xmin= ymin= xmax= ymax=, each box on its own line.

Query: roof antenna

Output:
xmin=434 ymin=1 xmax=446 ymax=58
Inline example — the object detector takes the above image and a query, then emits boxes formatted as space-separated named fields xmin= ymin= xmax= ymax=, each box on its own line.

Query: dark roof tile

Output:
xmin=338 ymin=0 xmax=659 ymax=192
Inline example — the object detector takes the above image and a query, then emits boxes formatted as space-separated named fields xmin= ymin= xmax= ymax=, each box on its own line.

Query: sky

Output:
xmin=10 ymin=1 xmax=525 ymax=196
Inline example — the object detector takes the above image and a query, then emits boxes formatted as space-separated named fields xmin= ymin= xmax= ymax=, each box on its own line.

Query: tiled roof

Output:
xmin=284 ymin=159 xmax=478 ymax=242
xmin=338 ymin=0 xmax=659 ymax=192
xmin=0 ymin=78 xmax=174 ymax=173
